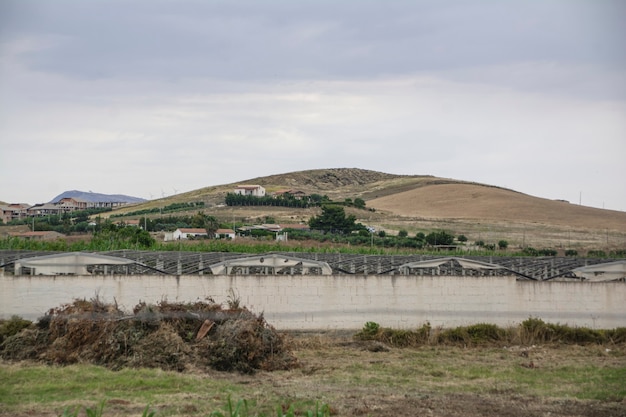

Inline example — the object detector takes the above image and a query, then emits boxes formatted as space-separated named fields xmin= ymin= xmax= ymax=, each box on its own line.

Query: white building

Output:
xmin=233 ymin=185 xmax=266 ymax=197
xmin=214 ymin=228 xmax=236 ymax=239
xmin=172 ymin=228 xmax=208 ymax=240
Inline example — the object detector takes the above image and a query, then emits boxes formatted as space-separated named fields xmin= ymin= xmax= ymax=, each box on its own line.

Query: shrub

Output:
xmin=0 ymin=315 xmax=32 ymax=345
xmin=439 ymin=323 xmax=504 ymax=345
xmin=357 ymin=322 xmax=380 ymax=339
xmin=522 ymin=247 xmax=538 ymax=256
xmin=425 ymin=230 xmax=454 ymax=246
xmin=355 ymin=322 xmax=431 ymax=346
xmin=498 ymin=240 xmax=508 ymax=250
xmin=520 ymin=317 xmax=613 ymax=345
xmin=565 ymin=249 xmax=578 ymax=257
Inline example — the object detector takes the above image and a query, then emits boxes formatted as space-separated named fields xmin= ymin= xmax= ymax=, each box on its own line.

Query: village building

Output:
xmin=55 ymin=197 xmax=89 ymax=212
xmin=0 ymin=203 xmax=30 ymax=224
xmin=172 ymin=228 xmax=208 ymax=240
xmin=233 ymin=185 xmax=266 ymax=197
xmin=27 ymin=203 xmax=63 ymax=217
xmin=214 ymin=228 xmax=236 ymax=239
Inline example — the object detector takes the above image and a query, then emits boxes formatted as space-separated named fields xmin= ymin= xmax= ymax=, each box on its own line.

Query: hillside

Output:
xmin=111 ymin=168 xmax=626 ymax=250
xmin=367 ymin=182 xmax=626 ymax=232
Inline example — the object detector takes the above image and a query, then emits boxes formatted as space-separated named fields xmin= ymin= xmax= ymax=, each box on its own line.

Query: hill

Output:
xmin=112 ymin=168 xmax=626 ymax=250
xmin=367 ymin=182 xmax=626 ymax=231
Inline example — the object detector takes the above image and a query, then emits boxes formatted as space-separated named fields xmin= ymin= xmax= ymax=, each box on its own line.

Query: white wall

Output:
xmin=1 ymin=275 xmax=624 ymax=329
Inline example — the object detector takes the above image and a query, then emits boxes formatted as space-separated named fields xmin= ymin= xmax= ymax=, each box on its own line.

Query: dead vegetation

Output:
xmin=0 ymin=297 xmax=297 ymax=374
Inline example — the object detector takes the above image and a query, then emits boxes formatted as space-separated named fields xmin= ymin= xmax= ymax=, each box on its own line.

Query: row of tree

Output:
xmin=225 ymin=193 xmax=368 ymax=210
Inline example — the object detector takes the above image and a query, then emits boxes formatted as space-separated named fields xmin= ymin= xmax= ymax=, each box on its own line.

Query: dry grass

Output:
xmin=105 ymin=168 xmax=626 ymax=251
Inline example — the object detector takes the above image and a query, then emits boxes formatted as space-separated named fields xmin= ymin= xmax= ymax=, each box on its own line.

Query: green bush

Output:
xmin=359 ymin=321 xmax=380 ymax=338
xmin=355 ymin=322 xmax=431 ymax=346
xmin=520 ymin=317 xmax=614 ymax=345
xmin=438 ymin=323 xmax=504 ymax=345
xmin=0 ymin=315 xmax=32 ymax=345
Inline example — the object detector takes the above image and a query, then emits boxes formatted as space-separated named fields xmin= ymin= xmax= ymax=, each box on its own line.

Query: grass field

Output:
xmin=1 ymin=333 xmax=625 ymax=417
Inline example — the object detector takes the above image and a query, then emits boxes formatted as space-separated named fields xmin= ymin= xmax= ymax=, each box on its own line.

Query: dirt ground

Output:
xmin=279 ymin=337 xmax=626 ymax=417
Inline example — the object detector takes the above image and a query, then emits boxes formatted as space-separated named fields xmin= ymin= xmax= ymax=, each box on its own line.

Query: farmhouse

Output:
xmin=234 ymin=185 xmax=266 ymax=197
xmin=214 ymin=228 xmax=236 ymax=239
xmin=172 ymin=228 xmax=208 ymax=240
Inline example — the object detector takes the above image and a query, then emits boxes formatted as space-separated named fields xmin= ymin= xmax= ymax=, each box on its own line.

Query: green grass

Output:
xmin=1 ymin=343 xmax=624 ymax=416
xmin=0 ymin=364 xmax=243 ymax=414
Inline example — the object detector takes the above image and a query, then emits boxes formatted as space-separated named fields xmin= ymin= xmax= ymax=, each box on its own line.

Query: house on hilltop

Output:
xmin=234 ymin=185 xmax=266 ymax=197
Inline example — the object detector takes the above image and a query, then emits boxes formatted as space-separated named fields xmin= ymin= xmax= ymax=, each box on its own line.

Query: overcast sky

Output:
xmin=1 ymin=1 xmax=625 ymax=210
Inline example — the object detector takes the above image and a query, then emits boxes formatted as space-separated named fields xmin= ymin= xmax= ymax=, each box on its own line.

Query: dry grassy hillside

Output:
xmin=367 ymin=183 xmax=626 ymax=232
xmin=110 ymin=168 xmax=625 ymax=250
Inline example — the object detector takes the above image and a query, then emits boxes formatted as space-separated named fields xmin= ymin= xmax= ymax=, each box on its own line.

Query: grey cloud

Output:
xmin=3 ymin=0 xmax=624 ymax=87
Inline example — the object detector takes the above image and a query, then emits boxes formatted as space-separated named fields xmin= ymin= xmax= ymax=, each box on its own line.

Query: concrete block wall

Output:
xmin=1 ymin=275 xmax=624 ymax=329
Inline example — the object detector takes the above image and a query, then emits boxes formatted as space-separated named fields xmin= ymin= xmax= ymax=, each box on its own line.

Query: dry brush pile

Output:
xmin=0 ymin=297 xmax=298 ymax=374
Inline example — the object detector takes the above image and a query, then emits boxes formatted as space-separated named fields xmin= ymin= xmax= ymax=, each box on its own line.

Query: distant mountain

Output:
xmin=49 ymin=190 xmax=146 ymax=204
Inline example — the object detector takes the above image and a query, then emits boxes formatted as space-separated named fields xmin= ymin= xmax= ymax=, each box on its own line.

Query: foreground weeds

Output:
xmin=354 ymin=319 xmax=626 ymax=347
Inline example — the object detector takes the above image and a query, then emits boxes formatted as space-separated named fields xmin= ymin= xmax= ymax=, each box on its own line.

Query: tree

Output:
xmin=353 ymin=198 xmax=366 ymax=209
xmin=425 ymin=230 xmax=454 ymax=246
xmin=398 ymin=230 xmax=408 ymax=238
xmin=498 ymin=240 xmax=508 ymax=250
xmin=308 ymin=205 xmax=360 ymax=234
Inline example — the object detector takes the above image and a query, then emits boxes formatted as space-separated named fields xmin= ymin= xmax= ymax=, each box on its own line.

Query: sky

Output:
xmin=1 ymin=1 xmax=625 ymax=210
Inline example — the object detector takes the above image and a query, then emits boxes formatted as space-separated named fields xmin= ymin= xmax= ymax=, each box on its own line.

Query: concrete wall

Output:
xmin=1 ymin=275 xmax=624 ymax=329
